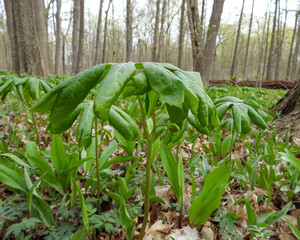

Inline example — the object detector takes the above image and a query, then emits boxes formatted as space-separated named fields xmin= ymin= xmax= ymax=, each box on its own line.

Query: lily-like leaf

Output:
xmin=189 ymin=164 xmax=231 ymax=226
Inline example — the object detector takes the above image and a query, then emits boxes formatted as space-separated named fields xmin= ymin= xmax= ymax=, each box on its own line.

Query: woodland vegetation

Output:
xmin=0 ymin=0 xmax=300 ymax=240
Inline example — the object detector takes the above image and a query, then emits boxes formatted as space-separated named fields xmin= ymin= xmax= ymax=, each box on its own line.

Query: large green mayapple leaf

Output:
xmin=214 ymin=96 xmax=269 ymax=134
xmin=32 ymin=63 xmax=109 ymax=126
xmin=94 ymin=62 xmax=136 ymax=121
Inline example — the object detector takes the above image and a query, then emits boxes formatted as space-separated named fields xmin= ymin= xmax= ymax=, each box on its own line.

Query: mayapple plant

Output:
xmin=31 ymin=62 xmax=219 ymax=239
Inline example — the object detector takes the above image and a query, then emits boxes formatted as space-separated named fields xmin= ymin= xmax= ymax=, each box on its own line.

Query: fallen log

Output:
xmin=209 ymin=80 xmax=295 ymax=89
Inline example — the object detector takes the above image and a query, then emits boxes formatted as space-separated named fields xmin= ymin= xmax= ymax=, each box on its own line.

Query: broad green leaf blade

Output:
xmin=122 ymin=71 xmax=150 ymax=98
xmin=285 ymin=218 xmax=300 ymax=239
xmin=160 ymin=143 xmax=181 ymax=200
xmin=99 ymin=140 xmax=118 ymax=170
xmin=50 ymin=102 xmax=85 ymax=134
xmin=102 ymin=155 xmax=139 ymax=170
xmin=108 ymin=105 xmax=140 ymax=141
xmin=244 ymin=199 xmax=257 ymax=225
xmin=0 ymin=165 xmax=26 ymax=193
xmin=50 ymin=135 xmax=68 ymax=172
xmin=76 ymin=101 xmax=94 ymax=148
xmin=71 ymin=228 xmax=86 ymax=240
xmin=142 ymin=62 xmax=185 ymax=108
xmin=119 ymin=197 xmax=136 ymax=240
xmin=280 ymin=149 xmax=300 ymax=173
xmin=256 ymin=202 xmax=292 ymax=229
xmin=94 ymin=62 xmax=136 ymax=121
xmin=40 ymin=79 xmax=52 ymax=93
xmin=247 ymin=107 xmax=269 ymax=130
xmin=189 ymin=165 xmax=231 ymax=226
xmin=31 ymin=196 xmax=55 ymax=228
xmin=75 ymin=182 xmax=89 ymax=228
xmin=32 ymin=64 xmax=108 ymax=125
xmin=26 ymin=77 xmax=40 ymax=100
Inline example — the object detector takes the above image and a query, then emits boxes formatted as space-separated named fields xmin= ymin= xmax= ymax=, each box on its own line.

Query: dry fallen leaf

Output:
xmin=145 ymin=220 xmax=173 ymax=236
xmin=168 ymin=226 xmax=200 ymax=240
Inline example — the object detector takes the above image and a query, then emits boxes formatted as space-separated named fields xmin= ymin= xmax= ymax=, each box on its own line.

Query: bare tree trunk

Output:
xmin=152 ymin=0 xmax=161 ymax=62
xmin=262 ymin=4 xmax=272 ymax=81
xmin=75 ymin=0 xmax=84 ymax=73
xmin=230 ymin=0 xmax=245 ymax=80
xmin=157 ymin=0 xmax=167 ymax=62
xmin=266 ymin=0 xmax=278 ymax=81
xmin=202 ymin=0 xmax=225 ymax=84
xmin=102 ymin=0 xmax=112 ymax=63
xmin=256 ymin=11 xmax=268 ymax=83
xmin=187 ymin=0 xmax=202 ymax=73
xmin=4 ymin=0 xmax=47 ymax=76
xmin=177 ymin=0 xmax=186 ymax=68
xmin=126 ymin=0 xmax=133 ymax=62
xmin=286 ymin=12 xmax=299 ymax=80
xmin=243 ymin=0 xmax=255 ymax=79
xmin=3 ymin=0 xmax=15 ymax=71
xmin=94 ymin=0 xmax=104 ymax=65
xmin=275 ymin=0 xmax=288 ymax=80
xmin=291 ymin=18 xmax=300 ymax=80
xmin=55 ymin=0 xmax=62 ymax=75
xmin=72 ymin=0 xmax=80 ymax=74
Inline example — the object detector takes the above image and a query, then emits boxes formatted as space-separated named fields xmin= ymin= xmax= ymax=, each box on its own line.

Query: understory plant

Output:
xmin=31 ymin=62 xmax=220 ymax=238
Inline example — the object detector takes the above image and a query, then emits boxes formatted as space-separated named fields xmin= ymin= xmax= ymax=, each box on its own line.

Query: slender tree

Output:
xmin=243 ymin=0 xmax=255 ymax=79
xmin=286 ymin=11 xmax=299 ymax=80
xmin=187 ymin=0 xmax=202 ymax=73
xmin=157 ymin=0 xmax=167 ymax=62
xmin=93 ymin=0 xmax=104 ymax=65
xmin=126 ymin=0 xmax=133 ymax=62
xmin=55 ymin=0 xmax=62 ymax=75
xmin=72 ymin=0 xmax=80 ymax=74
xmin=152 ymin=0 xmax=161 ymax=62
xmin=178 ymin=0 xmax=186 ymax=68
xmin=230 ymin=0 xmax=245 ymax=80
xmin=75 ymin=0 xmax=84 ymax=73
xmin=102 ymin=0 xmax=112 ymax=63
xmin=202 ymin=0 xmax=225 ymax=84
xmin=266 ymin=0 xmax=278 ymax=81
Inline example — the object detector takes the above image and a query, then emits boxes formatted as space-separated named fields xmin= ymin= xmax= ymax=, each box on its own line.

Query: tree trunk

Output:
xmin=157 ymin=0 xmax=167 ymax=62
xmin=243 ymin=0 xmax=255 ymax=79
xmin=230 ymin=0 xmax=245 ymax=80
xmin=177 ymin=0 xmax=186 ymax=69
xmin=4 ymin=0 xmax=47 ymax=76
xmin=286 ymin=11 xmax=298 ymax=80
xmin=102 ymin=0 xmax=112 ymax=63
xmin=262 ymin=4 xmax=272 ymax=81
xmin=256 ymin=10 xmax=267 ymax=83
xmin=187 ymin=0 xmax=202 ymax=73
xmin=126 ymin=0 xmax=133 ymax=62
xmin=72 ymin=0 xmax=80 ymax=74
xmin=202 ymin=0 xmax=225 ymax=84
xmin=94 ymin=0 xmax=104 ymax=65
xmin=55 ymin=0 xmax=62 ymax=75
xmin=152 ymin=0 xmax=160 ymax=62
xmin=266 ymin=0 xmax=278 ymax=81
xmin=75 ymin=0 xmax=84 ymax=74
xmin=4 ymin=0 xmax=16 ymax=71
xmin=291 ymin=16 xmax=300 ymax=81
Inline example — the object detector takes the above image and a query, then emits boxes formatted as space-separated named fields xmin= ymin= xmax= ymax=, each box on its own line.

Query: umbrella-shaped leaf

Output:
xmin=94 ymin=62 xmax=136 ymax=121
xmin=32 ymin=63 xmax=109 ymax=125
xmin=26 ymin=77 xmax=40 ymax=100
xmin=108 ymin=105 xmax=140 ymax=141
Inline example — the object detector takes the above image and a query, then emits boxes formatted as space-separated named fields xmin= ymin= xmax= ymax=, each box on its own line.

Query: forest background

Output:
xmin=0 ymin=0 xmax=299 ymax=84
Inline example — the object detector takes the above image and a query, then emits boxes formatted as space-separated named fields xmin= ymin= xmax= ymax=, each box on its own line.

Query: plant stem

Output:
xmin=229 ymin=127 xmax=235 ymax=162
xmin=138 ymin=94 xmax=158 ymax=239
xmin=95 ymin=117 xmax=101 ymax=214
xmin=31 ymin=112 xmax=40 ymax=150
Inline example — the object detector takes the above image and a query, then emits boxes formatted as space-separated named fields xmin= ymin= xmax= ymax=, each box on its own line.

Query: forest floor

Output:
xmin=0 ymin=76 xmax=299 ymax=240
